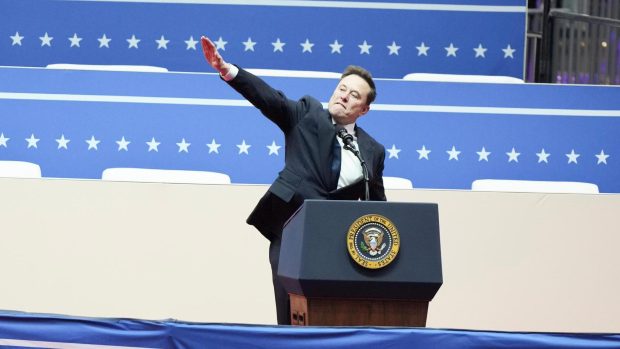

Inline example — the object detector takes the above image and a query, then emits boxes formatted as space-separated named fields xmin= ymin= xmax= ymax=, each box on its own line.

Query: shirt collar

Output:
xmin=331 ymin=118 xmax=356 ymax=139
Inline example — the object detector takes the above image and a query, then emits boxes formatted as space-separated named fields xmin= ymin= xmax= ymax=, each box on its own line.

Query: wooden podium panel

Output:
xmin=290 ymin=294 xmax=428 ymax=327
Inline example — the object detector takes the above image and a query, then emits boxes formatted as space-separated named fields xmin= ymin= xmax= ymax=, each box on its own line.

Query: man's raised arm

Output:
xmin=201 ymin=36 xmax=237 ymax=80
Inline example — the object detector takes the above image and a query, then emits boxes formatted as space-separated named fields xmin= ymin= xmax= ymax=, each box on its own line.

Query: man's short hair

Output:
xmin=341 ymin=65 xmax=377 ymax=105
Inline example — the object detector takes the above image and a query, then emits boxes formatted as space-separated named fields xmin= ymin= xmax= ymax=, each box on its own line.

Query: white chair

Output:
xmin=0 ymin=161 xmax=42 ymax=178
xmin=247 ymin=68 xmax=341 ymax=79
xmin=471 ymin=179 xmax=599 ymax=194
xmin=403 ymin=73 xmax=524 ymax=84
xmin=383 ymin=176 xmax=413 ymax=189
xmin=102 ymin=168 xmax=231 ymax=185
xmin=46 ymin=64 xmax=168 ymax=73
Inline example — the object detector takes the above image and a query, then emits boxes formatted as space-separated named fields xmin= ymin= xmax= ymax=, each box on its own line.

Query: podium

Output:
xmin=278 ymin=200 xmax=442 ymax=327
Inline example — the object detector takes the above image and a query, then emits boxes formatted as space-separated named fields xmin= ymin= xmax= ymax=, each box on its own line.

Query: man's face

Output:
xmin=328 ymin=74 xmax=371 ymax=125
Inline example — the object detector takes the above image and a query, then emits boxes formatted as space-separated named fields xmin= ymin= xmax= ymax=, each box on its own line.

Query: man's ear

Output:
xmin=360 ymin=105 xmax=370 ymax=116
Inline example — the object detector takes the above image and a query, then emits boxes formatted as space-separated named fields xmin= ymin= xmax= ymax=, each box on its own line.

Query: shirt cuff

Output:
xmin=221 ymin=65 xmax=238 ymax=81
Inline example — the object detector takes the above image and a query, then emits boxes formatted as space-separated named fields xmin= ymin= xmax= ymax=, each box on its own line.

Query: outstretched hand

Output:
xmin=201 ymin=36 xmax=230 ymax=76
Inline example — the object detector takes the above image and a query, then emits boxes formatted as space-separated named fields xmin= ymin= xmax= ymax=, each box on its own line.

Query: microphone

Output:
xmin=336 ymin=127 xmax=356 ymax=152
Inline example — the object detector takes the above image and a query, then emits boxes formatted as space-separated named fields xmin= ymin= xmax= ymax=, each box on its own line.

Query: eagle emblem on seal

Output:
xmin=362 ymin=227 xmax=386 ymax=256
xmin=346 ymin=214 xmax=400 ymax=269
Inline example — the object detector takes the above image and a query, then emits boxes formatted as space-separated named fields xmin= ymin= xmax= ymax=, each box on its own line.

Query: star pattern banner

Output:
xmin=1 ymin=0 xmax=526 ymax=78
xmin=0 ymin=67 xmax=619 ymax=192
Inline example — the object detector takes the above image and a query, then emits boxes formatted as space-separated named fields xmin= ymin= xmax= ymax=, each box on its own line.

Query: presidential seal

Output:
xmin=346 ymin=214 xmax=400 ymax=269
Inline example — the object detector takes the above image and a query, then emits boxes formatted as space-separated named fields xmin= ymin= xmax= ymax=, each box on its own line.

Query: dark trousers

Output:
xmin=250 ymin=192 xmax=304 ymax=325
xmin=268 ymin=238 xmax=291 ymax=325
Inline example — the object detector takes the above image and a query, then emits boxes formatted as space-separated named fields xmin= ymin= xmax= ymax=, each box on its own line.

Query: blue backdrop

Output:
xmin=0 ymin=67 xmax=619 ymax=192
xmin=1 ymin=0 xmax=526 ymax=78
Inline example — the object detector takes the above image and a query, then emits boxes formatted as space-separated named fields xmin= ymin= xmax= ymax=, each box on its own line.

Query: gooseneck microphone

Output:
xmin=336 ymin=127 xmax=370 ymax=201
xmin=337 ymin=127 xmax=356 ymax=152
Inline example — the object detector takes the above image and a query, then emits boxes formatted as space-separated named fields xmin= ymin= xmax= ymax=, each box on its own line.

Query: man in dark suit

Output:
xmin=201 ymin=36 xmax=387 ymax=325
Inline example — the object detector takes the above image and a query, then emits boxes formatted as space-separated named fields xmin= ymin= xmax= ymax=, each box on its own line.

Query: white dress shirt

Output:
xmin=333 ymin=121 xmax=364 ymax=189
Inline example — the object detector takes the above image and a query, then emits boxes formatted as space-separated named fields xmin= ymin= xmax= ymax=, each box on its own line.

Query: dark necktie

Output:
xmin=330 ymin=136 xmax=341 ymax=190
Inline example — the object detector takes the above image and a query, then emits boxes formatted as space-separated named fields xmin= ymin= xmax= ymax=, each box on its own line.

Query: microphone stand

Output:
xmin=343 ymin=144 xmax=370 ymax=201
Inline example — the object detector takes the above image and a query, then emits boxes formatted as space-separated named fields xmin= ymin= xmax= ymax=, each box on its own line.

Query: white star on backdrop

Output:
xmin=55 ymin=134 xmax=70 ymax=149
xmin=506 ymin=147 xmax=520 ymax=162
xmin=503 ymin=44 xmax=516 ymax=58
xmin=595 ymin=150 xmax=609 ymax=165
xmin=207 ymin=139 xmax=221 ymax=154
xmin=185 ymin=36 xmax=198 ymax=50
xmin=177 ymin=138 xmax=191 ymax=153
xmin=446 ymin=146 xmax=460 ymax=161
xmin=10 ymin=32 xmax=24 ymax=46
xmin=387 ymin=41 xmax=401 ymax=55
xmin=300 ymin=38 xmax=314 ymax=53
xmin=242 ymin=37 xmax=256 ymax=52
xmin=387 ymin=144 xmax=401 ymax=159
xmin=127 ymin=34 xmax=140 ymax=49
xmin=214 ymin=36 xmax=227 ymax=50
xmin=566 ymin=149 xmax=580 ymax=164
xmin=237 ymin=140 xmax=251 ymax=154
xmin=358 ymin=40 xmax=372 ymax=54
xmin=26 ymin=134 xmax=40 ymax=149
xmin=272 ymin=38 xmax=286 ymax=52
xmin=116 ymin=136 xmax=130 ymax=151
xmin=445 ymin=43 xmax=458 ymax=57
xmin=146 ymin=137 xmax=160 ymax=152
xmin=39 ymin=32 xmax=53 ymax=47
xmin=98 ymin=34 xmax=111 ymax=48
xmin=416 ymin=42 xmax=430 ymax=56
xmin=416 ymin=145 xmax=431 ymax=160
xmin=0 ymin=133 xmax=9 ymax=147
xmin=68 ymin=33 xmax=82 ymax=48
xmin=329 ymin=40 xmax=343 ymax=54
xmin=85 ymin=136 xmax=100 ymax=150
xmin=156 ymin=35 xmax=170 ymax=49
xmin=476 ymin=147 xmax=491 ymax=161
xmin=536 ymin=148 xmax=550 ymax=163
xmin=473 ymin=43 xmax=487 ymax=58
xmin=267 ymin=141 xmax=281 ymax=155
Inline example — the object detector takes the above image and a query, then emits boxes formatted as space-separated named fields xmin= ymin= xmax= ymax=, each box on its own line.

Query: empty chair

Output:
xmin=471 ymin=179 xmax=599 ymax=194
xmin=247 ymin=68 xmax=341 ymax=78
xmin=403 ymin=73 xmax=524 ymax=84
xmin=46 ymin=64 xmax=168 ymax=72
xmin=102 ymin=168 xmax=231 ymax=185
xmin=383 ymin=176 xmax=414 ymax=189
xmin=0 ymin=161 xmax=42 ymax=178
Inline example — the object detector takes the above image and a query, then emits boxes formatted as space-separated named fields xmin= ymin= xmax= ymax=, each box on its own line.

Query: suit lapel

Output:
xmin=355 ymin=126 xmax=376 ymax=179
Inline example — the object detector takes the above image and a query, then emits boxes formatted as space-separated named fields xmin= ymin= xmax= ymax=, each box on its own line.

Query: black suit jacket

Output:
xmin=227 ymin=67 xmax=387 ymax=241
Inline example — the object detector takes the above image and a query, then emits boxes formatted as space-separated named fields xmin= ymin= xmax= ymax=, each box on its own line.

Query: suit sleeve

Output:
xmin=370 ymin=147 xmax=387 ymax=201
xmin=226 ymin=66 xmax=311 ymax=133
